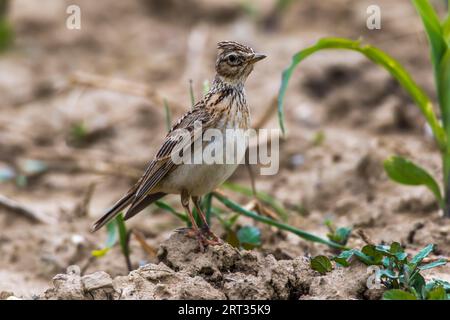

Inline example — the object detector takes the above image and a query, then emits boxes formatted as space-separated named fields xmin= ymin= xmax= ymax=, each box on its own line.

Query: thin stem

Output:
xmin=189 ymin=79 xmax=195 ymax=108
xmin=212 ymin=192 xmax=347 ymax=250
xmin=163 ymin=99 xmax=172 ymax=131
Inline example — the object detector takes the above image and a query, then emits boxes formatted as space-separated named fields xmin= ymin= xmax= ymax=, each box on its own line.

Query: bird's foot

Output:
xmin=175 ymin=227 xmax=222 ymax=250
xmin=200 ymin=225 xmax=223 ymax=245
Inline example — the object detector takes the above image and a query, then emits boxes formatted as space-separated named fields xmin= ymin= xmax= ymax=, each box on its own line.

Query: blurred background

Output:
xmin=0 ymin=0 xmax=449 ymax=298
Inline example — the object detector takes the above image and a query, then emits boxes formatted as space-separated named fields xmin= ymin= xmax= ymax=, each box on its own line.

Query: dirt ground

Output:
xmin=1 ymin=0 xmax=449 ymax=299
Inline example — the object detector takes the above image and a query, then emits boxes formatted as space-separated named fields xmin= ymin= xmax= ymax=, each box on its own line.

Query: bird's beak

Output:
xmin=250 ymin=53 xmax=267 ymax=63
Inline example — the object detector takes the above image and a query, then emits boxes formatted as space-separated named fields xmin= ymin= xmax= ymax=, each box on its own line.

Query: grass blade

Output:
xmin=163 ymin=99 xmax=172 ymax=131
xmin=412 ymin=0 xmax=448 ymax=120
xmin=154 ymin=200 xmax=188 ymax=222
xmin=277 ymin=37 xmax=446 ymax=149
xmin=189 ymin=79 xmax=195 ymax=108
xmin=213 ymin=192 xmax=347 ymax=250
xmin=115 ymin=213 xmax=132 ymax=271
xmin=222 ymin=182 xmax=289 ymax=220
xmin=91 ymin=220 xmax=118 ymax=257
xmin=0 ymin=18 xmax=12 ymax=52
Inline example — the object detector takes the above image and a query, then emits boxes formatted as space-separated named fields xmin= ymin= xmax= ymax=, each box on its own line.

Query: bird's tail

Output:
xmin=91 ymin=192 xmax=134 ymax=232
xmin=91 ymin=192 xmax=167 ymax=232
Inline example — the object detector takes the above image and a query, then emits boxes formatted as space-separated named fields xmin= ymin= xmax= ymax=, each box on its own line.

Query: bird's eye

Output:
xmin=227 ymin=54 xmax=237 ymax=64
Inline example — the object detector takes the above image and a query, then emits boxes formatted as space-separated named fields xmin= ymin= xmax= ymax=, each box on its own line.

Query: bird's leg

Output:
xmin=180 ymin=190 xmax=204 ymax=251
xmin=192 ymin=196 xmax=222 ymax=245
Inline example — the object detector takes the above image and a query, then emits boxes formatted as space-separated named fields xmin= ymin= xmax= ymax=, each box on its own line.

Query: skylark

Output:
xmin=92 ymin=41 xmax=266 ymax=249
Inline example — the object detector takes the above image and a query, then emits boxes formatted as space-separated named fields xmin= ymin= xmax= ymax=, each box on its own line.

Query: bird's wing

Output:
xmin=91 ymin=105 xmax=214 ymax=232
xmin=127 ymin=105 xmax=215 ymax=211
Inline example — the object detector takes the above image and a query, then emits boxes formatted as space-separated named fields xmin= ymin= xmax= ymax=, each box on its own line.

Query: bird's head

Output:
xmin=215 ymin=41 xmax=266 ymax=85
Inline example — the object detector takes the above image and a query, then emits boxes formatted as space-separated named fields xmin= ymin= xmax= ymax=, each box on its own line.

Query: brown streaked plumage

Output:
xmin=92 ymin=41 xmax=266 ymax=249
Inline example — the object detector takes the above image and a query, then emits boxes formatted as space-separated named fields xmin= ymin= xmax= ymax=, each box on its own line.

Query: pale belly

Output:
xmin=158 ymin=162 xmax=239 ymax=196
xmin=156 ymin=97 xmax=249 ymax=196
xmin=157 ymin=123 xmax=247 ymax=196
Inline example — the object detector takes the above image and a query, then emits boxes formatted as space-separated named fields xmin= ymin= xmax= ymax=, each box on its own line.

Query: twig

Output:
xmin=68 ymin=71 xmax=183 ymax=111
xmin=69 ymin=71 xmax=157 ymax=100
xmin=357 ymin=229 xmax=375 ymax=246
xmin=48 ymin=159 xmax=141 ymax=179
xmin=0 ymin=194 xmax=56 ymax=224
xmin=253 ymin=96 xmax=278 ymax=130
xmin=421 ymin=256 xmax=450 ymax=264
xmin=132 ymin=229 xmax=157 ymax=257
xmin=74 ymin=182 xmax=96 ymax=218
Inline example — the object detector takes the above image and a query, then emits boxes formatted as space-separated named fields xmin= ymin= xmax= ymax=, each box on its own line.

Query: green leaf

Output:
xmin=332 ymin=250 xmax=355 ymax=267
xmin=354 ymin=248 xmax=380 ymax=265
xmin=419 ymin=258 xmax=447 ymax=270
xmin=311 ymin=255 xmax=333 ymax=274
xmin=412 ymin=0 xmax=449 ymax=127
xmin=412 ymin=0 xmax=447 ymax=72
xmin=427 ymin=285 xmax=447 ymax=300
xmin=201 ymin=193 xmax=213 ymax=225
xmin=375 ymin=244 xmax=392 ymax=256
xmin=438 ymin=48 xmax=450 ymax=138
xmin=443 ymin=14 xmax=450 ymax=45
xmin=409 ymin=272 xmax=426 ymax=299
xmin=327 ymin=226 xmax=352 ymax=246
xmin=237 ymin=226 xmax=261 ymax=249
xmin=91 ymin=220 xmax=117 ymax=258
xmin=389 ymin=242 xmax=408 ymax=262
xmin=384 ymin=156 xmax=443 ymax=207
xmin=277 ymin=37 xmax=445 ymax=147
xmin=115 ymin=213 xmax=129 ymax=257
xmin=154 ymin=200 xmax=188 ymax=223
xmin=105 ymin=220 xmax=118 ymax=248
xmin=383 ymin=289 xmax=417 ymax=300
xmin=361 ymin=245 xmax=384 ymax=264
xmin=378 ymin=269 xmax=398 ymax=280
xmin=433 ymin=279 xmax=450 ymax=290
xmin=411 ymin=244 xmax=434 ymax=265
xmin=389 ymin=242 xmax=403 ymax=254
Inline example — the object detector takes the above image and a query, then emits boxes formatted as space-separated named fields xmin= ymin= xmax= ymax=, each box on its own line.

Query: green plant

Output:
xmin=236 ymin=225 xmax=261 ymax=249
xmin=92 ymin=213 xmax=132 ymax=271
xmin=68 ymin=121 xmax=89 ymax=145
xmin=222 ymin=182 xmax=289 ymax=220
xmin=325 ymin=220 xmax=352 ymax=246
xmin=278 ymin=0 xmax=450 ymax=216
xmin=213 ymin=191 xmax=347 ymax=250
xmin=0 ymin=0 xmax=13 ymax=52
xmin=311 ymin=243 xmax=449 ymax=300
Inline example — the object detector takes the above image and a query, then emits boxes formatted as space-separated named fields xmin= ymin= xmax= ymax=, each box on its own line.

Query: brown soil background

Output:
xmin=0 ymin=0 xmax=449 ymax=299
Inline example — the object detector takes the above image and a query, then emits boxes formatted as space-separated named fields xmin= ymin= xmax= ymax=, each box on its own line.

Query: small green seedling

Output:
xmin=325 ymin=220 xmax=352 ymax=246
xmin=278 ymin=0 xmax=450 ymax=216
xmin=92 ymin=213 xmax=132 ymax=271
xmin=311 ymin=243 xmax=449 ymax=300
xmin=236 ymin=225 xmax=262 ymax=249
xmin=68 ymin=121 xmax=89 ymax=145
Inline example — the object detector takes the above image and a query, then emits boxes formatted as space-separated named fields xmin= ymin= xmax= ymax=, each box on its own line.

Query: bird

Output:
xmin=91 ymin=41 xmax=266 ymax=250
